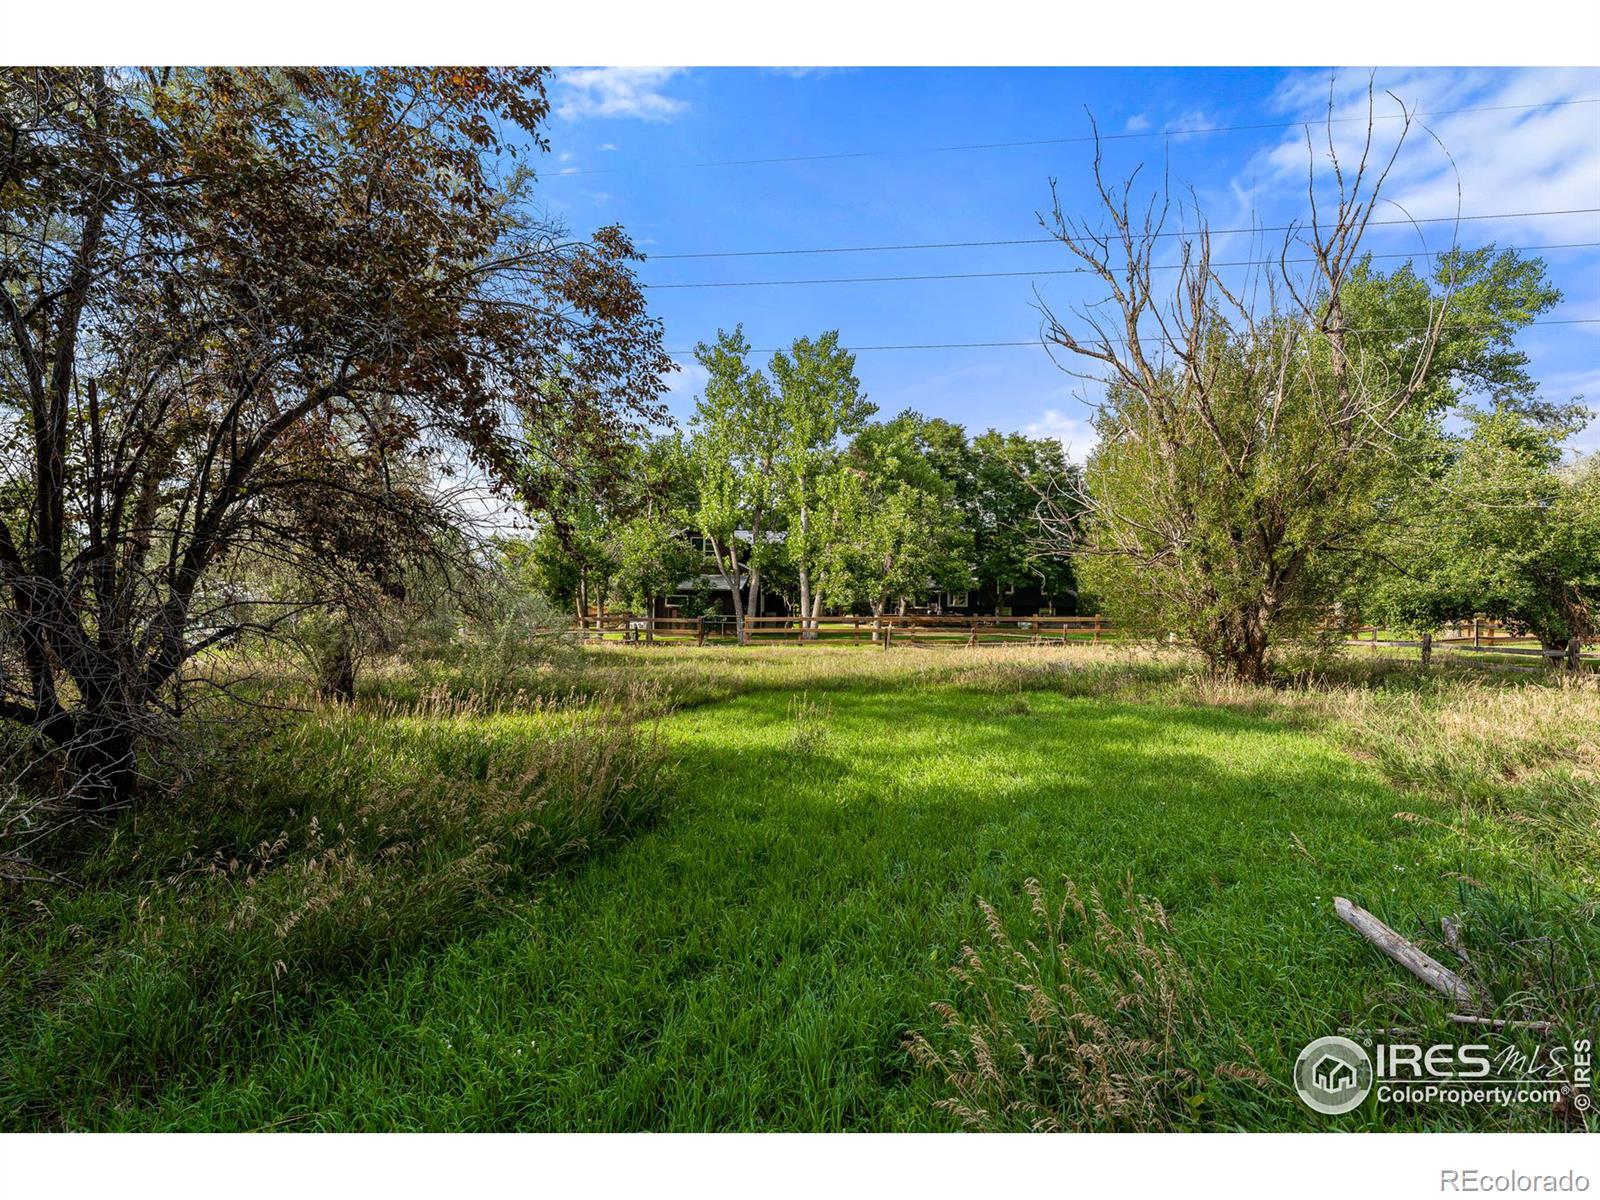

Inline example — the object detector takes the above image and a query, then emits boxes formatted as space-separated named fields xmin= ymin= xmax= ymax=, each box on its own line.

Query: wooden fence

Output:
xmin=571 ymin=612 xmax=1111 ymax=647
xmin=1345 ymin=621 xmax=1597 ymax=668
xmin=568 ymin=612 xmax=1593 ymax=667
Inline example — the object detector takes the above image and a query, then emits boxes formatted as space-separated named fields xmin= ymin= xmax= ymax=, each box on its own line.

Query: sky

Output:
xmin=533 ymin=66 xmax=1600 ymax=460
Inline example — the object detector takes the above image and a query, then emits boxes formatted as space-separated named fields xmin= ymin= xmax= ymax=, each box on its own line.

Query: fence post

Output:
xmin=1567 ymin=636 xmax=1582 ymax=672
xmin=1093 ymin=616 xmax=1101 ymax=645
xmin=1420 ymin=631 xmax=1432 ymax=668
xmin=695 ymin=616 xmax=705 ymax=647
xmin=1473 ymin=618 xmax=1480 ymax=648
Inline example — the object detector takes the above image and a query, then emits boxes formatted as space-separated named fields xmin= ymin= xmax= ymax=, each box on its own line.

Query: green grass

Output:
xmin=5 ymin=645 xmax=1594 ymax=1131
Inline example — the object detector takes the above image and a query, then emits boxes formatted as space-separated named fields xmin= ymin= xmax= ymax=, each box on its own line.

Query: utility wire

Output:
xmin=645 ymin=242 xmax=1600 ymax=290
xmin=649 ymin=207 xmax=1600 ymax=260
xmin=665 ymin=317 xmax=1600 ymax=355
xmin=549 ymin=97 xmax=1600 ymax=178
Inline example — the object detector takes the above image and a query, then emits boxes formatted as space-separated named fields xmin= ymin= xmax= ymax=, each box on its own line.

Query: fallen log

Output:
xmin=1448 ymin=1013 xmax=1554 ymax=1034
xmin=1333 ymin=896 xmax=1476 ymax=1007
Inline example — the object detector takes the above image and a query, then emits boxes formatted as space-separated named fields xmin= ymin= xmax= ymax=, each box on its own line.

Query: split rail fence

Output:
xmin=567 ymin=612 xmax=1594 ymax=668
xmin=570 ymin=612 xmax=1112 ymax=648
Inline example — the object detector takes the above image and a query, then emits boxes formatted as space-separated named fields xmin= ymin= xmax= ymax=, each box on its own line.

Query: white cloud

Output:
xmin=1024 ymin=407 xmax=1099 ymax=462
xmin=1258 ymin=68 xmax=1600 ymax=242
xmin=1124 ymin=113 xmax=1151 ymax=133
xmin=554 ymin=68 xmax=689 ymax=122
xmin=597 ymin=142 xmax=619 ymax=152
xmin=665 ymin=359 xmax=709 ymax=404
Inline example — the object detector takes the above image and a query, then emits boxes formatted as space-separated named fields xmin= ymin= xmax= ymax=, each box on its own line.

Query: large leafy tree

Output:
xmin=687 ymin=327 xmax=782 ymax=642
xmin=1363 ymin=410 xmax=1599 ymax=651
xmin=0 ymin=67 xmax=668 ymax=804
xmin=815 ymin=411 xmax=972 ymax=616
xmin=768 ymin=331 xmax=875 ymax=633
xmin=610 ymin=434 xmax=702 ymax=627
xmin=969 ymin=430 xmax=1079 ymax=612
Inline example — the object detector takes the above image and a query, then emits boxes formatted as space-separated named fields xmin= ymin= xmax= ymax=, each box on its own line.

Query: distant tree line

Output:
xmin=518 ymin=327 xmax=1081 ymax=641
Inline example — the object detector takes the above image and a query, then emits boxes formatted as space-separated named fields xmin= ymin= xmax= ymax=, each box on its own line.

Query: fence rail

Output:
xmin=1344 ymin=622 xmax=1597 ymax=668
xmin=566 ymin=612 xmax=1594 ymax=668
xmin=570 ymin=612 xmax=1112 ymax=647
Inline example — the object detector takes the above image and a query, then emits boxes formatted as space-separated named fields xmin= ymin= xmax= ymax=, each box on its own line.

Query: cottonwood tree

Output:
xmin=1036 ymin=92 xmax=1451 ymax=681
xmin=687 ymin=327 xmax=782 ymax=642
xmin=768 ymin=331 xmax=875 ymax=634
xmin=0 ymin=67 xmax=669 ymax=806
xmin=610 ymin=435 xmax=702 ymax=632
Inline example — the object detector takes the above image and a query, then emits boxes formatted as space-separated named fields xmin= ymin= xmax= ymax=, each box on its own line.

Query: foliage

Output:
xmin=1361 ymin=411 xmax=1600 ymax=646
xmin=688 ymin=327 xmax=784 ymax=638
xmin=769 ymin=332 xmax=877 ymax=625
xmin=813 ymin=411 xmax=973 ymax=613
xmin=1037 ymin=112 xmax=1570 ymax=681
xmin=0 ymin=67 xmax=668 ymax=805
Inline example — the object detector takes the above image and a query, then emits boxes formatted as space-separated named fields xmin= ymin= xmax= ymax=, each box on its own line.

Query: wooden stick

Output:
xmin=1448 ymin=1013 xmax=1553 ymax=1033
xmin=1333 ymin=896 xmax=1476 ymax=1007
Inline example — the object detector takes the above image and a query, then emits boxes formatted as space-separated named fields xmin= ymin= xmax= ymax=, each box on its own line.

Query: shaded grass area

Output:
xmin=2 ymin=645 xmax=1595 ymax=1130
xmin=6 ymin=650 xmax=1593 ymax=1131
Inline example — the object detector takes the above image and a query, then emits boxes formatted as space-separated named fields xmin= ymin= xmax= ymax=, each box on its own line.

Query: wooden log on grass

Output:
xmin=1333 ymin=896 xmax=1475 ymax=1007
xmin=1448 ymin=1013 xmax=1553 ymax=1034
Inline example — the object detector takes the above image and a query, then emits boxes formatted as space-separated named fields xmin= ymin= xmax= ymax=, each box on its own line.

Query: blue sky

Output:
xmin=536 ymin=67 xmax=1600 ymax=458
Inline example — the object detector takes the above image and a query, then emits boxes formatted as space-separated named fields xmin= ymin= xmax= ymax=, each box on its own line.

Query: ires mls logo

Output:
xmin=1294 ymin=1034 xmax=1594 ymax=1114
xmin=1294 ymin=1036 xmax=1374 ymax=1114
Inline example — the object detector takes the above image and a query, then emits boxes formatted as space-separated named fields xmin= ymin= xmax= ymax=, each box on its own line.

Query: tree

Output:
xmin=1362 ymin=410 xmax=1599 ymax=653
xmin=768 ymin=331 xmax=876 ymax=633
xmin=1036 ymin=97 xmax=1451 ymax=681
xmin=815 ymin=412 xmax=972 ymax=617
xmin=970 ymin=430 xmax=1079 ymax=613
xmin=687 ymin=328 xmax=782 ymax=643
xmin=610 ymin=434 xmax=702 ymax=632
xmin=0 ymin=68 xmax=669 ymax=805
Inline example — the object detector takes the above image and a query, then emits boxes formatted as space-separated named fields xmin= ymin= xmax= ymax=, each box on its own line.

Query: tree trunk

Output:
xmin=318 ymin=625 xmax=357 ymax=701
xmin=797 ymin=506 xmax=813 ymax=635
xmin=710 ymin=534 xmax=747 ymax=644
xmin=66 ymin=718 xmax=138 ymax=811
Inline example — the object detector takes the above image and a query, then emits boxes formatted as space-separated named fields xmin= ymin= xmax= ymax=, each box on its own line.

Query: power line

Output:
xmin=645 ymin=242 xmax=1600 ymax=290
xmin=649 ymin=208 xmax=1600 ymax=261
xmin=549 ymin=97 xmax=1600 ymax=178
xmin=664 ymin=317 xmax=1600 ymax=356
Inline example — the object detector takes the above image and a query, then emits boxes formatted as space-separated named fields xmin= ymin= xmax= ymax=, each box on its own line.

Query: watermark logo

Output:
xmin=1294 ymin=1035 xmax=1374 ymax=1114
xmin=1294 ymin=1033 xmax=1592 ymax=1115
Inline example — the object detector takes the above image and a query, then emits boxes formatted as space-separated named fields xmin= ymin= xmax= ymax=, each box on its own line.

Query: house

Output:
xmin=653 ymin=530 xmax=789 ymax=620
xmin=1312 ymin=1055 xmax=1356 ymax=1094
xmin=931 ymin=577 xmax=1080 ymax=618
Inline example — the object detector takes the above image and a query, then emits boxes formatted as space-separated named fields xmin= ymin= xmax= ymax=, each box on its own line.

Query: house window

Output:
xmin=997 ymin=606 xmax=1013 ymax=617
xmin=1004 ymin=584 xmax=1016 ymax=596
xmin=666 ymin=595 xmax=688 ymax=609
xmin=948 ymin=591 xmax=969 ymax=609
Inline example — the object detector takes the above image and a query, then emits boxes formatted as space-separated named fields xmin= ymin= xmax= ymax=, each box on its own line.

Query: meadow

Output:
xmin=2 ymin=643 xmax=1595 ymax=1131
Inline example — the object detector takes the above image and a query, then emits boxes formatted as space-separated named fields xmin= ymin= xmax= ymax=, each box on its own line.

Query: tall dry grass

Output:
xmin=906 ymin=876 xmax=1270 ymax=1131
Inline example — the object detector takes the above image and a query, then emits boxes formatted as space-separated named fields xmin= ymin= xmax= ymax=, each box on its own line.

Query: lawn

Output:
xmin=2 ymin=645 xmax=1595 ymax=1131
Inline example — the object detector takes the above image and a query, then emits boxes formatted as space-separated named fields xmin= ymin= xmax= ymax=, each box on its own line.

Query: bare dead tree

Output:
xmin=1034 ymin=81 xmax=1454 ymax=681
